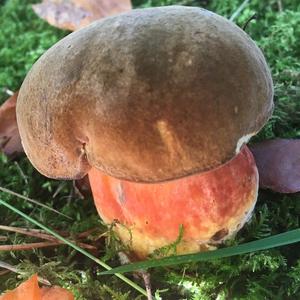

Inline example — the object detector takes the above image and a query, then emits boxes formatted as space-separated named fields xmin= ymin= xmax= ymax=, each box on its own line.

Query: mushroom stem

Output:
xmin=88 ymin=146 xmax=258 ymax=259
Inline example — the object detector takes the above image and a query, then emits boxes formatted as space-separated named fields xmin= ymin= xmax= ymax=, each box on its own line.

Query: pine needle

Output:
xmin=0 ymin=186 xmax=72 ymax=219
xmin=0 ymin=198 xmax=148 ymax=297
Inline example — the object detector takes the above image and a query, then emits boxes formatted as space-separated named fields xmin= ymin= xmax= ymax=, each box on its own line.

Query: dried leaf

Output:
xmin=0 ymin=274 xmax=40 ymax=300
xmin=0 ymin=92 xmax=23 ymax=157
xmin=41 ymin=286 xmax=74 ymax=300
xmin=33 ymin=0 xmax=132 ymax=31
xmin=250 ymin=139 xmax=300 ymax=193
xmin=0 ymin=274 xmax=74 ymax=300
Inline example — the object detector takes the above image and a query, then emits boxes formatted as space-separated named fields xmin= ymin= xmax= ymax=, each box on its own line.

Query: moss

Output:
xmin=208 ymin=0 xmax=300 ymax=142
xmin=0 ymin=0 xmax=67 ymax=103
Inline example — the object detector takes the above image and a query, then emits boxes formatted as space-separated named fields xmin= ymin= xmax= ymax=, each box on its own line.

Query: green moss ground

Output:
xmin=0 ymin=0 xmax=299 ymax=299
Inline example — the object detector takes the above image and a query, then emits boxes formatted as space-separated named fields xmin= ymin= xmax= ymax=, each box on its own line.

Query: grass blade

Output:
xmin=0 ymin=199 xmax=148 ymax=297
xmin=100 ymin=229 xmax=300 ymax=275
xmin=230 ymin=0 xmax=250 ymax=21
xmin=0 ymin=186 xmax=72 ymax=220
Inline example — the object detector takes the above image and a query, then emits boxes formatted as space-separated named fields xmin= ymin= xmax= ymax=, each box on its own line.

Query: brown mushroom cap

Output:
xmin=16 ymin=6 xmax=273 ymax=182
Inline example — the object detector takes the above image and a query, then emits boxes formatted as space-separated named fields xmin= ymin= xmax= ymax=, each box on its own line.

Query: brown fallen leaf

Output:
xmin=0 ymin=92 xmax=23 ymax=157
xmin=41 ymin=286 xmax=74 ymax=300
xmin=0 ymin=274 xmax=74 ymax=300
xmin=0 ymin=225 xmax=97 ymax=251
xmin=250 ymin=139 xmax=300 ymax=193
xmin=33 ymin=0 xmax=132 ymax=31
xmin=0 ymin=274 xmax=40 ymax=300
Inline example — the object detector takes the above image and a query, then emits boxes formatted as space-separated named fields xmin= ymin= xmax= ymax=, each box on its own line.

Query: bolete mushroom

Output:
xmin=89 ymin=146 xmax=258 ymax=258
xmin=16 ymin=7 xmax=273 ymax=258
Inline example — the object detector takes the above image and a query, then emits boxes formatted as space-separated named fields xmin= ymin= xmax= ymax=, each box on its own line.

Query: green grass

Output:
xmin=0 ymin=0 xmax=300 ymax=299
xmin=0 ymin=0 xmax=66 ymax=103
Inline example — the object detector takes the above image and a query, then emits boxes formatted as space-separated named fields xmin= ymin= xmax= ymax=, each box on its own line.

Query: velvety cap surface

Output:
xmin=17 ymin=6 xmax=273 ymax=182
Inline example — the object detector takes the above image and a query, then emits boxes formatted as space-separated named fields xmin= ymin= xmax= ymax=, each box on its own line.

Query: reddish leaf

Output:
xmin=0 ymin=92 xmax=23 ymax=157
xmin=0 ymin=274 xmax=74 ymax=300
xmin=33 ymin=0 xmax=132 ymax=31
xmin=41 ymin=286 xmax=74 ymax=300
xmin=0 ymin=274 xmax=40 ymax=300
xmin=250 ymin=139 xmax=300 ymax=193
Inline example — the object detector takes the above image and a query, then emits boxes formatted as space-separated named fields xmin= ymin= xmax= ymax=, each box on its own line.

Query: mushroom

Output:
xmin=16 ymin=7 xmax=273 ymax=258
xmin=89 ymin=145 xmax=258 ymax=259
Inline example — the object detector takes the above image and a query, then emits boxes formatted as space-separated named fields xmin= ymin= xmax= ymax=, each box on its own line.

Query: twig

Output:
xmin=0 ymin=225 xmax=58 ymax=242
xmin=0 ymin=241 xmax=62 ymax=251
xmin=14 ymin=162 xmax=29 ymax=185
xmin=118 ymin=252 xmax=154 ymax=300
xmin=0 ymin=241 xmax=96 ymax=251
xmin=28 ymin=228 xmax=70 ymax=237
xmin=141 ymin=271 xmax=153 ymax=300
xmin=0 ymin=186 xmax=72 ymax=219
xmin=76 ymin=242 xmax=97 ymax=250
xmin=242 ymin=13 xmax=257 ymax=30
xmin=0 ymin=260 xmax=51 ymax=285
xmin=77 ymin=227 xmax=99 ymax=238
xmin=0 ymin=270 xmax=10 ymax=276
xmin=277 ymin=0 xmax=283 ymax=12
xmin=0 ymin=235 xmax=8 ymax=242
xmin=0 ymin=225 xmax=97 ymax=250
xmin=0 ymin=225 xmax=98 ymax=243
xmin=52 ymin=182 xmax=66 ymax=198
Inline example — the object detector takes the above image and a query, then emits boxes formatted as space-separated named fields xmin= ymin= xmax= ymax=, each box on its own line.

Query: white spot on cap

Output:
xmin=156 ymin=120 xmax=185 ymax=160
xmin=187 ymin=59 xmax=193 ymax=66
xmin=156 ymin=120 xmax=175 ymax=152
